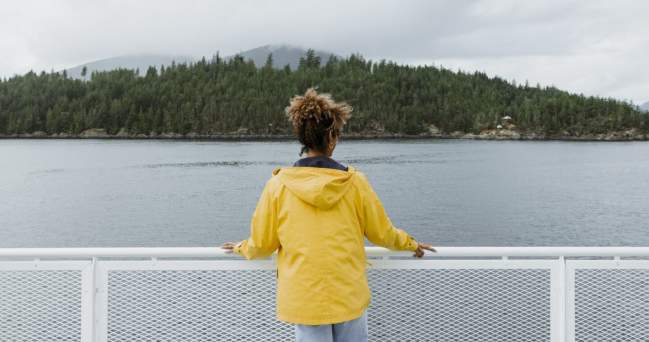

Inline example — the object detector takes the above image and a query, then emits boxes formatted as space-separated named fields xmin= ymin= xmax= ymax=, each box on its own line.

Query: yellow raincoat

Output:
xmin=233 ymin=166 xmax=418 ymax=325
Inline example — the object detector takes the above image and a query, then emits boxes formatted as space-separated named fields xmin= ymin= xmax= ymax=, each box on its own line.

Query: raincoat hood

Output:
xmin=274 ymin=166 xmax=356 ymax=210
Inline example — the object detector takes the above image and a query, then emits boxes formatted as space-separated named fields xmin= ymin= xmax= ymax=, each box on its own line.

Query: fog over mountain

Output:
xmin=228 ymin=44 xmax=336 ymax=69
xmin=64 ymin=44 xmax=335 ymax=79
xmin=641 ymin=101 xmax=649 ymax=111
xmin=65 ymin=54 xmax=195 ymax=79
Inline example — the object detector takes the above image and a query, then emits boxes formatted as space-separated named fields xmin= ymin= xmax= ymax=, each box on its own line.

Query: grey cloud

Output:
xmin=0 ymin=0 xmax=647 ymax=103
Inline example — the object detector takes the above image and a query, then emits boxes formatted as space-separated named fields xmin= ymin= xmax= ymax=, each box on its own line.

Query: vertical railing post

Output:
xmin=565 ymin=258 xmax=577 ymax=342
xmin=93 ymin=259 xmax=109 ymax=342
xmin=80 ymin=258 xmax=96 ymax=342
xmin=550 ymin=255 xmax=567 ymax=342
xmin=559 ymin=256 xmax=567 ymax=342
xmin=91 ymin=257 xmax=97 ymax=342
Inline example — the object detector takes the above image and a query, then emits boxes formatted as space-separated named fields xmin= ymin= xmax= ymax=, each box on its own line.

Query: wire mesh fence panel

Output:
xmin=106 ymin=268 xmax=293 ymax=342
xmin=367 ymin=267 xmax=553 ymax=342
xmin=0 ymin=269 xmax=83 ymax=341
xmin=572 ymin=265 xmax=649 ymax=342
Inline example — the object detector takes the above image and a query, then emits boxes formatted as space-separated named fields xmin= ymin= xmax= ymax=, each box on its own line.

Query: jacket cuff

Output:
xmin=405 ymin=237 xmax=419 ymax=251
xmin=232 ymin=241 xmax=245 ymax=255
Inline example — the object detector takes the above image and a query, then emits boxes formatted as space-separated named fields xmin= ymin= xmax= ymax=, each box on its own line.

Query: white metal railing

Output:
xmin=1 ymin=247 xmax=649 ymax=341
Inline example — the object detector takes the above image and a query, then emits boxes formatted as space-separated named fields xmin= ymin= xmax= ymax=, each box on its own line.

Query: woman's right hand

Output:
xmin=414 ymin=243 xmax=436 ymax=258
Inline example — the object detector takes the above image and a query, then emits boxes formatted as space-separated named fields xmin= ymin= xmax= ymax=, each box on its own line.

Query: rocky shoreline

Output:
xmin=1 ymin=127 xmax=647 ymax=141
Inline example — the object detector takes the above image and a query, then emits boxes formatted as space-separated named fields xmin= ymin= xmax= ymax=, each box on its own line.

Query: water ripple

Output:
xmin=135 ymin=161 xmax=279 ymax=168
xmin=28 ymin=168 xmax=66 ymax=175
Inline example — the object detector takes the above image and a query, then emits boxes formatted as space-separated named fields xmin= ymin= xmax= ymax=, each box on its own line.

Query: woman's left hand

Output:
xmin=220 ymin=242 xmax=238 ymax=253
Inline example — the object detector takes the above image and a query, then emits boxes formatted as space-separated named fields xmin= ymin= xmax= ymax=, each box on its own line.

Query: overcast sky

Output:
xmin=1 ymin=0 xmax=647 ymax=104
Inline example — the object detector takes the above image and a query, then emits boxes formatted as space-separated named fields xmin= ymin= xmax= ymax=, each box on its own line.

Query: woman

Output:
xmin=222 ymin=88 xmax=435 ymax=342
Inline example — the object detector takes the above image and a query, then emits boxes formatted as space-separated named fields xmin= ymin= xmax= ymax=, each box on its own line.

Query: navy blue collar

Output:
xmin=293 ymin=155 xmax=348 ymax=171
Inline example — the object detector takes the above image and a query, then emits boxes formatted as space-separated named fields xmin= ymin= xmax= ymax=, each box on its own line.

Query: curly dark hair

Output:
xmin=285 ymin=88 xmax=352 ymax=155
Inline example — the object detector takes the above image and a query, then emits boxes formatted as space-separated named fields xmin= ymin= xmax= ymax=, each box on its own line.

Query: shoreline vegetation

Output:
xmin=2 ymin=126 xmax=647 ymax=141
xmin=1 ymin=50 xmax=647 ymax=140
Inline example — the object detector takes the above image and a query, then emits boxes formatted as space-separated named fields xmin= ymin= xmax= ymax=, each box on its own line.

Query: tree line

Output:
xmin=0 ymin=50 xmax=646 ymax=137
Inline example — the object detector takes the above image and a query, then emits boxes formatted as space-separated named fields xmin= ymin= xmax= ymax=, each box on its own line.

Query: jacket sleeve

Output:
xmin=357 ymin=174 xmax=419 ymax=251
xmin=233 ymin=179 xmax=280 ymax=259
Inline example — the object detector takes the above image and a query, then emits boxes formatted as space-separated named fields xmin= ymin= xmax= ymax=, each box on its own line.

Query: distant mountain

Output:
xmin=65 ymin=54 xmax=194 ymax=79
xmin=229 ymin=44 xmax=337 ymax=69
xmin=63 ymin=45 xmax=335 ymax=79
xmin=641 ymin=101 xmax=649 ymax=112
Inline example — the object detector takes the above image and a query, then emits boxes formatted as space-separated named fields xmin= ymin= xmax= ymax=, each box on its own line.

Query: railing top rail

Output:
xmin=1 ymin=246 xmax=649 ymax=258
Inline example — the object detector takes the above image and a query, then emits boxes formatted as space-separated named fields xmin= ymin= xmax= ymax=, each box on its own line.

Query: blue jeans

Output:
xmin=294 ymin=312 xmax=368 ymax=342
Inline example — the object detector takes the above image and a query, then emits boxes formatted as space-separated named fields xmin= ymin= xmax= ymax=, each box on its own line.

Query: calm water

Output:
xmin=1 ymin=139 xmax=647 ymax=247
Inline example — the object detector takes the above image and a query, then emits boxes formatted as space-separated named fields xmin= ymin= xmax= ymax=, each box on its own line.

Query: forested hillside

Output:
xmin=0 ymin=50 xmax=646 ymax=139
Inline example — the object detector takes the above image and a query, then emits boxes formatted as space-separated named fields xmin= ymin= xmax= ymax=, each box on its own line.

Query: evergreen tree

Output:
xmin=0 ymin=51 xmax=644 ymax=137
